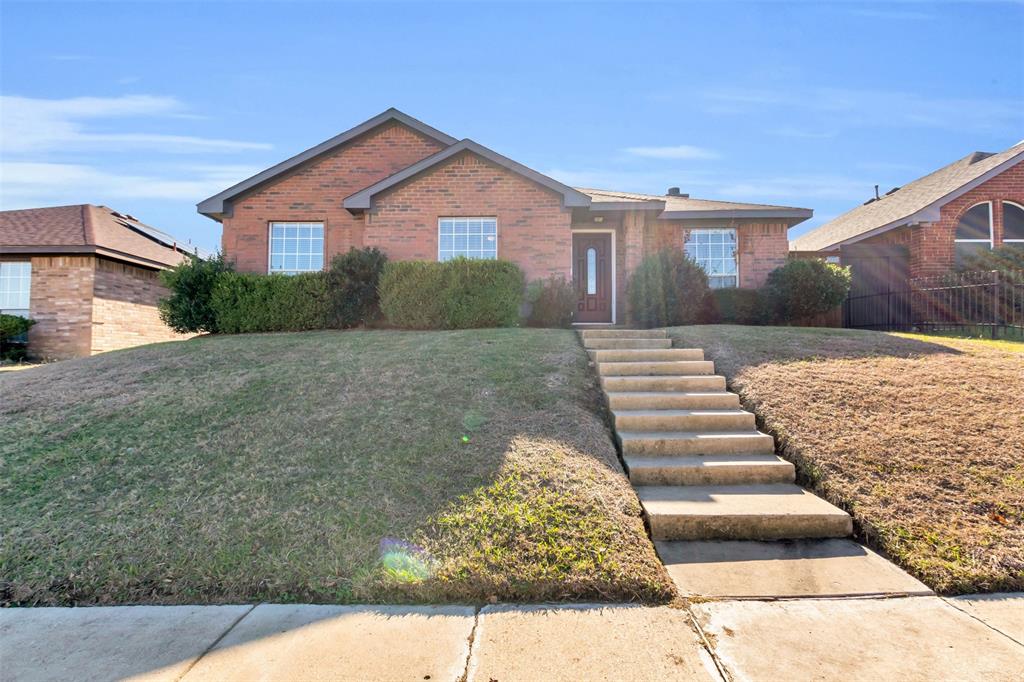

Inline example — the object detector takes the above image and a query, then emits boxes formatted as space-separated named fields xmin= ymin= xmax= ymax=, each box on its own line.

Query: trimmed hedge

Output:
xmin=706 ymin=288 xmax=768 ymax=325
xmin=525 ymin=275 xmax=576 ymax=328
xmin=158 ymin=254 xmax=233 ymax=334
xmin=763 ymin=259 xmax=850 ymax=323
xmin=628 ymin=250 xmax=709 ymax=328
xmin=211 ymin=272 xmax=331 ymax=333
xmin=379 ymin=258 xmax=525 ymax=329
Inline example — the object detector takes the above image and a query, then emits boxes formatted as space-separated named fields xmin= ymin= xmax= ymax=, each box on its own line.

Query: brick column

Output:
xmin=622 ymin=211 xmax=646 ymax=323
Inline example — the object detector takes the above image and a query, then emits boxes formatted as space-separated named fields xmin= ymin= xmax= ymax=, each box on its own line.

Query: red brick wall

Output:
xmin=223 ymin=123 xmax=446 ymax=272
xmin=25 ymin=255 xmax=94 ymax=359
xmin=652 ymin=221 xmax=790 ymax=288
xmin=91 ymin=258 xmax=191 ymax=354
xmin=364 ymin=151 xmax=573 ymax=281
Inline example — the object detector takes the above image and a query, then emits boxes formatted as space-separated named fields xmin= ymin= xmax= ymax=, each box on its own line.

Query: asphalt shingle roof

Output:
xmin=791 ymin=141 xmax=1024 ymax=252
xmin=0 ymin=204 xmax=203 ymax=268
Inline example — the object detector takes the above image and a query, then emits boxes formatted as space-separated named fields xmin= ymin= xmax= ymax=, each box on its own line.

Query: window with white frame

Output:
xmin=684 ymin=228 xmax=738 ymax=288
xmin=0 ymin=261 xmax=32 ymax=318
xmin=1003 ymin=202 xmax=1024 ymax=247
xmin=954 ymin=202 xmax=992 ymax=266
xmin=269 ymin=222 xmax=324 ymax=274
xmin=438 ymin=217 xmax=497 ymax=261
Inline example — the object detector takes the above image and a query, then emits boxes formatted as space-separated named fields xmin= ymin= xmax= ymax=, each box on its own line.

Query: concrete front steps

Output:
xmin=581 ymin=327 xmax=853 ymax=543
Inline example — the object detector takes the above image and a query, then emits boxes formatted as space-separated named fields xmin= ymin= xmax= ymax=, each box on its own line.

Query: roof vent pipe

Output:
xmin=874 ymin=184 xmax=880 ymax=200
xmin=667 ymin=187 xmax=681 ymax=196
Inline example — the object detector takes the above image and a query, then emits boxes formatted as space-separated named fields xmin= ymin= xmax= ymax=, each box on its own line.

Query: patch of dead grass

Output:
xmin=668 ymin=325 xmax=1023 ymax=594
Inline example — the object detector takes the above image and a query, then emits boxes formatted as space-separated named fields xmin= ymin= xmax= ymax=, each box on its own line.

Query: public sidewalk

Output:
xmin=2 ymin=594 xmax=1022 ymax=681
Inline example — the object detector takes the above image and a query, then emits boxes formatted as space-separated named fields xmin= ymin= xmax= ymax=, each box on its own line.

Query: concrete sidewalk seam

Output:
xmin=684 ymin=605 xmax=731 ymax=682
xmin=174 ymin=603 xmax=258 ymax=681
xmin=457 ymin=606 xmax=481 ymax=682
xmin=941 ymin=597 xmax=1024 ymax=648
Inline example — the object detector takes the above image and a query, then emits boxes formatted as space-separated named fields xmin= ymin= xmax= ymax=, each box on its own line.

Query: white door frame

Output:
xmin=571 ymin=229 xmax=617 ymax=325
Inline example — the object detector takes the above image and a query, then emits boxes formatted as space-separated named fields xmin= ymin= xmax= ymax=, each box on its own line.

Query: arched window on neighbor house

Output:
xmin=954 ymin=202 xmax=993 ymax=266
xmin=1003 ymin=202 xmax=1024 ymax=248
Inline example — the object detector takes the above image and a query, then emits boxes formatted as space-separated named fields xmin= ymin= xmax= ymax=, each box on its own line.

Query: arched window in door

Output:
xmin=954 ymin=202 xmax=992 ymax=266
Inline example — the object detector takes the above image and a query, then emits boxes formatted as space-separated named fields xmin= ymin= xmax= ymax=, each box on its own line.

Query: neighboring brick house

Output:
xmin=0 ymin=205 xmax=203 ymax=359
xmin=791 ymin=142 xmax=1024 ymax=278
xmin=199 ymin=108 xmax=811 ymax=324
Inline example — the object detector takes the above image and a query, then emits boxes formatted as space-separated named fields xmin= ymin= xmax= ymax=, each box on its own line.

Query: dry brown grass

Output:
xmin=668 ymin=326 xmax=1023 ymax=595
xmin=0 ymin=328 xmax=673 ymax=606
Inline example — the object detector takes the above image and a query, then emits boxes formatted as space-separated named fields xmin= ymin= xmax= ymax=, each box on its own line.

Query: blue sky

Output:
xmin=2 ymin=1 xmax=1022 ymax=252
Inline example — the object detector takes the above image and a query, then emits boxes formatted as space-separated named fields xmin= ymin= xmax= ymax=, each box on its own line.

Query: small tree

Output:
xmin=158 ymin=253 xmax=233 ymax=334
xmin=763 ymin=259 xmax=851 ymax=323
xmin=959 ymin=244 xmax=1024 ymax=275
xmin=0 ymin=314 xmax=36 ymax=361
xmin=628 ymin=250 xmax=709 ymax=328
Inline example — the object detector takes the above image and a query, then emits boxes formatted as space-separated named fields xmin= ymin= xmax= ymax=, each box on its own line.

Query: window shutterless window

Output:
xmin=954 ymin=203 xmax=992 ymax=266
xmin=684 ymin=228 xmax=738 ymax=288
xmin=268 ymin=222 xmax=324 ymax=274
xmin=1003 ymin=202 xmax=1024 ymax=246
xmin=438 ymin=218 xmax=497 ymax=261
xmin=0 ymin=261 xmax=32 ymax=317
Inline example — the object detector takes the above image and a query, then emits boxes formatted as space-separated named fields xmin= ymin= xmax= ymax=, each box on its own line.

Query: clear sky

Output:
xmin=2 ymin=1 xmax=1022 ymax=252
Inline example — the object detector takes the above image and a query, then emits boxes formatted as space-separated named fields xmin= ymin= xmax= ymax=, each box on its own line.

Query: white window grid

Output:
xmin=269 ymin=222 xmax=325 ymax=274
xmin=438 ymin=217 xmax=497 ymax=261
xmin=0 ymin=261 xmax=32 ymax=314
xmin=1003 ymin=202 xmax=1024 ymax=244
xmin=684 ymin=228 xmax=738 ymax=289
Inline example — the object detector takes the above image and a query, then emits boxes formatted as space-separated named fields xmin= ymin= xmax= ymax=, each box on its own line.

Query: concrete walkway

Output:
xmin=3 ymin=595 xmax=1022 ymax=681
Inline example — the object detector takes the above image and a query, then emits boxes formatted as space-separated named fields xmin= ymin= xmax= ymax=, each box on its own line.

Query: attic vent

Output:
xmin=863 ymin=198 xmax=877 ymax=205
xmin=968 ymin=151 xmax=994 ymax=165
xmin=667 ymin=187 xmax=681 ymax=196
xmin=885 ymin=186 xmax=901 ymax=196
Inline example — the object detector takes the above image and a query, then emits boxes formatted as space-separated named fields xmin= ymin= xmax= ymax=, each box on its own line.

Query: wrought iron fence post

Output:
xmin=993 ymin=271 xmax=1000 ymax=340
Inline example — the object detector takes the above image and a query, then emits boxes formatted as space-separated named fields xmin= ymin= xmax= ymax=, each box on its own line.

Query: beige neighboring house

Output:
xmin=0 ymin=204 xmax=206 ymax=359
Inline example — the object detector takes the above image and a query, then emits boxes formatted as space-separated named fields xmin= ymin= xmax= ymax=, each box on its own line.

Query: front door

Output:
xmin=573 ymin=232 xmax=613 ymax=323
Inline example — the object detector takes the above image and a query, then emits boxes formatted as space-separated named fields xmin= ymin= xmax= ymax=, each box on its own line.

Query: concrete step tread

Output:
xmin=636 ymin=484 xmax=852 ymax=520
xmin=581 ymin=329 xmax=668 ymax=339
xmin=626 ymin=454 xmax=793 ymax=468
xmin=618 ymin=430 xmax=771 ymax=441
xmin=613 ymin=409 xmax=754 ymax=418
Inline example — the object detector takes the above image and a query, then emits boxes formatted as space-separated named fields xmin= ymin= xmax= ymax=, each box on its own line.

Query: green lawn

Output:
xmin=0 ymin=329 xmax=673 ymax=606
xmin=668 ymin=325 xmax=1024 ymax=595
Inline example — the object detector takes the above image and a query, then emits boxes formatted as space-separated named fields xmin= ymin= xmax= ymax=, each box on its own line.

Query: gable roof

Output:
xmin=197 ymin=108 xmax=458 ymax=219
xmin=0 ymin=204 xmax=206 ymax=268
xmin=792 ymin=141 xmax=1024 ymax=252
xmin=579 ymin=188 xmax=812 ymax=223
xmin=343 ymin=139 xmax=592 ymax=211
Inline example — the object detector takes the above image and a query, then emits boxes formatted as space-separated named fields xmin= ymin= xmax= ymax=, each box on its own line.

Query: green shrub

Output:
xmin=379 ymin=258 xmax=525 ymax=329
xmin=0 ymin=314 xmax=35 ymax=361
xmin=525 ymin=275 xmax=576 ymax=328
xmin=959 ymin=244 xmax=1024 ymax=274
xmin=211 ymin=272 xmax=331 ymax=333
xmin=627 ymin=250 xmax=709 ymax=327
xmin=327 ymin=247 xmax=388 ymax=328
xmin=706 ymin=288 xmax=768 ymax=325
xmin=763 ymin=259 xmax=851 ymax=323
xmin=159 ymin=254 xmax=233 ymax=333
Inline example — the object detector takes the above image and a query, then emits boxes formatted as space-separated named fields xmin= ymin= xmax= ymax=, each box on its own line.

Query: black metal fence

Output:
xmin=844 ymin=269 xmax=1024 ymax=338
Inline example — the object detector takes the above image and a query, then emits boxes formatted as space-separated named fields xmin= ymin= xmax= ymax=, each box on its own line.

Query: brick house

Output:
xmin=0 ymin=205 xmax=203 ymax=359
xmin=199 ymin=108 xmax=811 ymax=324
xmin=791 ymin=141 xmax=1024 ymax=278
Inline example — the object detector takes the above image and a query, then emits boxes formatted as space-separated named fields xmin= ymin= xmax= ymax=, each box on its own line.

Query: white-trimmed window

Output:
xmin=1003 ymin=202 xmax=1024 ymax=247
xmin=269 ymin=222 xmax=324 ymax=274
xmin=438 ymin=217 xmax=497 ymax=261
xmin=954 ymin=202 xmax=992 ymax=266
xmin=685 ymin=228 xmax=738 ymax=288
xmin=0 ymin=261 xmax=32 ymax=317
